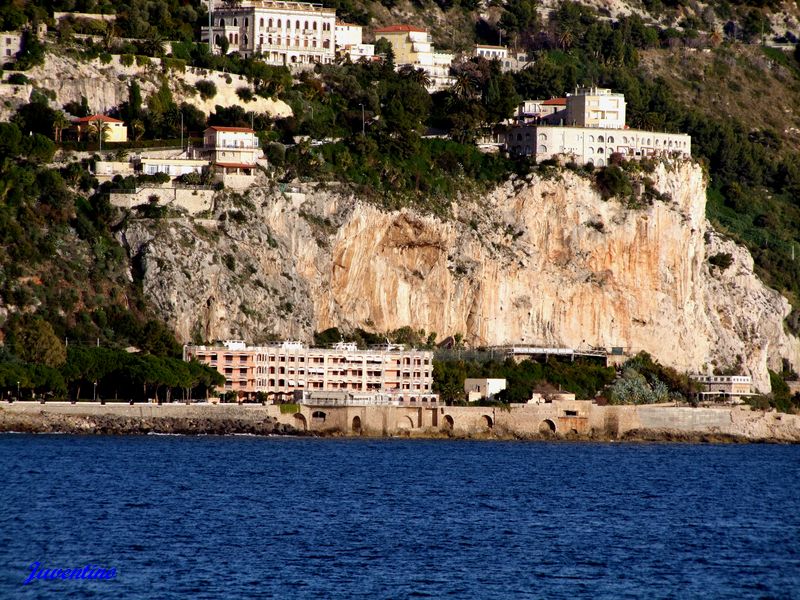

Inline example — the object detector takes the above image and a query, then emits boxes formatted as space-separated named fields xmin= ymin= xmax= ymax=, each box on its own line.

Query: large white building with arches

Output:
xmin=506 ymin=125 xmax=691 ymax=166
xmin=506 ymin=87 xmax=691 ymax=166
xmin=201 ymin=0 xmax=338 ymax=65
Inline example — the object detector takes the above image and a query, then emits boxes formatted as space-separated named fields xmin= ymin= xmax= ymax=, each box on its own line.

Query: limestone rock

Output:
xmin=122 ymin=163 xmax=799 ymax=392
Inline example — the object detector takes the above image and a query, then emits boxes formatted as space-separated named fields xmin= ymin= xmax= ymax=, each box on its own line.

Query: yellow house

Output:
xmin=73 ymin=114 xmax=128 ymax=143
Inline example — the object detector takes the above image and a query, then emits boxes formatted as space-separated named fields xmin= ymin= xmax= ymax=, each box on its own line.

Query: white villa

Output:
xmin=507 ymin=87 xmax=691 ymax=166
xmin=201 ymin=0 xmax=337 ymax=65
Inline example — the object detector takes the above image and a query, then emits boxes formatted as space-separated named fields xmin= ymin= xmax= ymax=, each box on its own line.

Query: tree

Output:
xmin=13 ymin=316 xmax=66 ymax=368
xmin=89 ymin=120 xmax=111 ymax=145
xmin=51 ymin=111 xmax=69 ymax=142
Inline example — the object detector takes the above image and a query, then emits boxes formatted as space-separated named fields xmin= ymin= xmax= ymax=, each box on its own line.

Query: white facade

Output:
xmin=464 ymin=378 xmax=507 ymax=402
xmin=0 ymin=31 xmax=22 ymax=60
xmin=335 ymin=22 xmax=361 ymax=47
xmin=507 ymin=124 xmax=691 ymax=166
xmin=566 ymin=87 xmax=626 ymax=129
xmin=201 ymin=1 xmax=337 ymax=65
xmin=141 ymin=157 xmax=209 ymax=177
xmin=474 ymin=44 xmax=508 ymax=61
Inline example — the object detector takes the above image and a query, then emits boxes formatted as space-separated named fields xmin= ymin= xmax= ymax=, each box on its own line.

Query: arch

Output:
xmin=233 ymin=18 xmax=238 ymax=26
xmin=482 ymin=415 xmax=493 ymax=429
xmin=260 ymin=18 xmax=264 ymax=27
xmin=398 ymin=415 xmax=415 ymax=429
xmin=597 ymin=147 xmax=604 ymax=154
xmin=539 ymin=419 xmax=556 ymax=434
xmin=352 ymin=416 xmax=362 ymax=432
xmin=608 ymin=136 xmax=614 ymax=143
xmin=588 ymin=146 xmax=594 ymax=154
xmin=294 ymin=413 xmax=307 ymax=431
xmin=304 ymin=20 xmax=309 ymax=30
xmin=244 ymin=17 xmax=249 ymax=27
xmin=588 ymin=135 xmax=594 ymax=142
xmin=444 ymin=415 xmax=454 ymax=430
xmin=296 ymin=20 xmax=300 ymax=29
xmin=268 ymin=379 xmax=275 ymax=387
xmin=596 ymin=158 xmax=605 ymax=166
xmin=313 ymin=22 xmax=317 ymax=30
xmin=538 ymin=133 xmax=547 ymax=141
xmin=278 ymin=378 xmax=285 ymax=387
xmin=219 ymin=18 xmax=225 ymax=27
xmin=312 ymin=410 xmax=326 ymax=423
xmin=243 ymin=34 xmax=248 ymax=45
xmin=597 ymin=135 xmax=604 ymax=143
xmin=277 ymin=19 xmax=282 ymax=27
xmin=538 ymin=145 xmax=547 ymax=153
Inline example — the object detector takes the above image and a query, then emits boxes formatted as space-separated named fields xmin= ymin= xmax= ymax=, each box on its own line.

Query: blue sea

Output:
xmin=0 ymin=435 xmax=798 ymax=599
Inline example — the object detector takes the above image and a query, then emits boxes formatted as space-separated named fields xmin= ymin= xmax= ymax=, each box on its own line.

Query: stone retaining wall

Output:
xmin=2 ymin=401 xmax=799 ymax=441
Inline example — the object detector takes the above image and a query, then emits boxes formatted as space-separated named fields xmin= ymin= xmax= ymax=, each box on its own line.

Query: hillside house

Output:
xmin=374 ymin=25 xmax=454 ymax=91
xmin=72 ymin=114 xmax=128 ymax=143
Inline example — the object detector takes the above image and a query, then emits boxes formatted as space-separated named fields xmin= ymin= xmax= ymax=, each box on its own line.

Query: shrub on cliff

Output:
xmin=194 ymin=80 xmax=216 ymax=100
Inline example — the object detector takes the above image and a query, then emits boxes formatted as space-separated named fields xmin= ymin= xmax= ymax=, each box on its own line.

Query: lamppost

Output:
xmin=93 ymin=381 xmax=97 ymax=402
xmin=360 ymin=103 xmax=365 ymax=135
xmin=17 ymin=381 xmax=20 ymax=400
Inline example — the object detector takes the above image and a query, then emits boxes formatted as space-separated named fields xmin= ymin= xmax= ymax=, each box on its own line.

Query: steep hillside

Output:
xmin=121 ymin=162 xmax=798 ymax=392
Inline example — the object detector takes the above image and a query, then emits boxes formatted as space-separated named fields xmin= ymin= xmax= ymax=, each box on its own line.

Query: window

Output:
xmin=244 ymin=18 xmax=248 ymax=27
xmin=598 ymin=135 xmax=604 ymax=143
xmin=219 ymin=18 xmax=225 ymax=26
xmin=260 ymin=18 xmax=264 ymax=27
xmin=277 ymin=19 xmax=281 ymax=28
xmin=538 ymin=145 xmax=547 ymax=153
xmin=296 ymin=20 xmax=300 ymax=29
xmin=538 ymin=133 xmax=547 ymax=141
xmin=233 ymin=18 xmax=237 ymax=26
xmin=608 ymin=136 xmax=614 ymax=143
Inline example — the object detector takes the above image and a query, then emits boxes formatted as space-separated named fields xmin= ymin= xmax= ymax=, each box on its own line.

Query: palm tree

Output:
xmin=52 ymin=111 xmax=69 ymax=142
xmin=131 ymin=119 xmax=145 ymax=141
xmin=452 ymin=71 xmax=477 ymax=101
xmin=89 ymin=119 xmax=111 ymax=149
xmin=399 ymin=65 xmax=431 ymax=89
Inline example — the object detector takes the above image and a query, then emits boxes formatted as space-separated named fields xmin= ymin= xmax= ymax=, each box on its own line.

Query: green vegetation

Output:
xmin=433 ymin=356 xmax=615 ymax=404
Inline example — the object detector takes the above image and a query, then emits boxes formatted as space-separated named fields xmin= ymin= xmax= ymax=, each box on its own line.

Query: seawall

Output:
xmin=2 ymin=401 xmax=799 ymax=442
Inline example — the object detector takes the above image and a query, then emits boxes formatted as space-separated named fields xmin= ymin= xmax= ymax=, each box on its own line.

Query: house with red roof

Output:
xmin=202 ymin=125 xmax=262 ymax=177
xmin=72 ymin=114 xmax=128 ymax=142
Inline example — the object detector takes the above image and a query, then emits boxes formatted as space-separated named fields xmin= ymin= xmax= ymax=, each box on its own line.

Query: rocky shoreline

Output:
xmin=1 ymin=409 xmax=795 ymax=443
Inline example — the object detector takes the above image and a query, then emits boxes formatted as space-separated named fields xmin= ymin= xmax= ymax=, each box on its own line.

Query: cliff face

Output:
xmin=3 ymin=54 xmax=290 ymax=120
xmin=121 ymin=162 xmax=799 ymax=392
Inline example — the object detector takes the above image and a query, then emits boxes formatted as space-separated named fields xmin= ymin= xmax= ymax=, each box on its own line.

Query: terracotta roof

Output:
xmin=215 ymin=162 xmax=256 ymax=169
xmin=73 ymin=114 xmax=124 ymax=123
xmin=542 ymin=98 xmax=567 ymax=106
xmin=374 ymin=24 xmax=427 ymax=34
xmin=475 ymin=44 xmax=507 ymax=49
xmin=206 ymin=125 xmax=256 ymax=133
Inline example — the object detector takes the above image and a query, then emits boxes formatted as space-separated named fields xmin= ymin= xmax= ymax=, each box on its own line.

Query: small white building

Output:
xmin=464 ymin=378 xmax=507 ymax=402
xmin=691 ymin=375 xmax=754 ymax=402
xmin=474 ymin=44 xmax=507 ymax=61
xmin=1 ymin=31 xmax=23 ymax=60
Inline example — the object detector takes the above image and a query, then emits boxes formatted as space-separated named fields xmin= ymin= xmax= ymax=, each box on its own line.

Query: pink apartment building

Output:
xmin=184 ymin=340 xmax=436 ymax=402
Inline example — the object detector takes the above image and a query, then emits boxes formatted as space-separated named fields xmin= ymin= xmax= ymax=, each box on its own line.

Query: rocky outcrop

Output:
xmin=121 ymin=162 xmax=800 ymax=392
xmin=3 ymin=54 xmax=290 ymax=121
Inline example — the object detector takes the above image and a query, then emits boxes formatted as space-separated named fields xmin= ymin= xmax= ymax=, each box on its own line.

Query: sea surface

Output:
xmin=0 ymin=435 xmax=798 ymax=599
